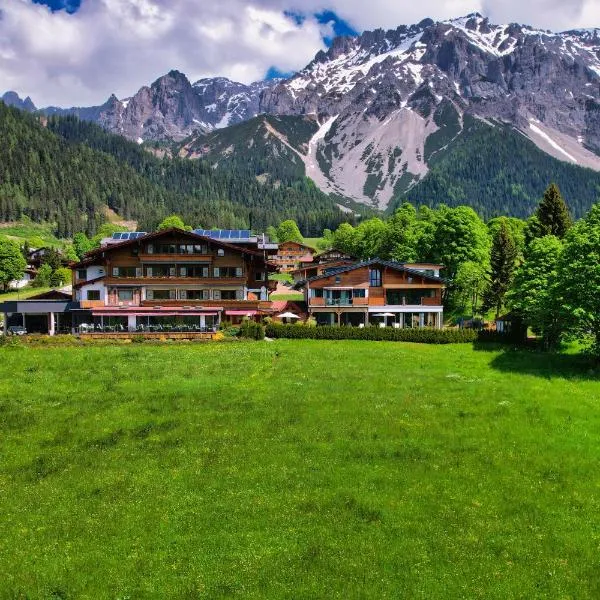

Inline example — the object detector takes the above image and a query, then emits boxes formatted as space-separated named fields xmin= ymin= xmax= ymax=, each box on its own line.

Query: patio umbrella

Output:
xmin=278 ymin=312 xmax=300 ymax=319
xmin=373 ymin=312 xmax=395 ymax=326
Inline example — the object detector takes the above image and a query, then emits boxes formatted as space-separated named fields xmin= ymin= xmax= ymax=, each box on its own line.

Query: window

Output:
xmin=255 ymin=271 xmax=265 ymax=282
xmin=112 ymin=267 xmax=137 ymax=278
xmin=217 ymin=249 xmax=225 ymax=257
xmin=87 ymin=290 xmax=100 ymax=301
xmin=77 ymin=269 xmax=87 ymax=280
xmin=220 ymin=290 xmax=237 ymax=300
xmin=369 ymin=268 xmax=382 ymax=287
xmin=353 ymin=289 xmax=367 ymax=298
xmin=146 ymin=289 xmax=175 ymax=300
xmin=118 ymin=289 xmax=134 ymax=301
xmin=312 ymin=289 xmax=324 ymax=298
xmin=214 ymin=267 xmax=243 ymax=278
xmin=185 ymin=290 xmax=211 ymax=300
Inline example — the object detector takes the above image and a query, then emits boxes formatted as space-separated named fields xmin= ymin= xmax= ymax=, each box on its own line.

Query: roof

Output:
xmin=73 ymin=276 xmax=105 ymax=289
xmin=26 ymin=289 xmax=72 ymax=300
xmin=300 ymin=258 xmax=447 ymax=286
xmin=278 ymin=241 xmax=315 ymax=251
xmin=74 ymin=228 xmax=274 ymax=268
xmin=290 ymin=259 xmax=354 ymax=276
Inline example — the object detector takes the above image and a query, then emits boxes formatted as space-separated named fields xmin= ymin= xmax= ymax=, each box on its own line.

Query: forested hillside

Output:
xmin=404 ymin=116 xmax=600 ymax=219
xmin=0 ymin=104 xmax=346 ymax=236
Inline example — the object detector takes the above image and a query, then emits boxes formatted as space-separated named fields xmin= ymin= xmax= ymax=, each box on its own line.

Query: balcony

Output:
xmin=309 ymin=297 xmax=368 ymax=307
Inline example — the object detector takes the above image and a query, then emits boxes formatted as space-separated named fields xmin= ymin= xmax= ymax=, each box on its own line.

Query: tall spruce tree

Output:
xmin=533 ymin=183 xmax=572 ymax=239
xmin=483 ymin=221 xmax=518 ymax=318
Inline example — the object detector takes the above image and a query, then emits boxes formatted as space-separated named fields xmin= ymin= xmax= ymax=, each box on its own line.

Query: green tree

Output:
xmin=265 ymin=225 xmax=279 ymax=243
xmin=556 ymin=205 xmax=600 ymax=356
xmin=507 ymin=235 xmax=563 ymax=350
xmin=0 ymin=239 xmax=27 ymax=292
xmin=483 ymin=221 xmax=519 ymax=318
xmin=50 ymin=267 xmax=72 ymax=287
xmin=385 ymin=204 xmax=420 ymax=262
xmin=276 ymin=220 xmax=303 ymax=243
xmin=41 ymin=247 xmax=62 ymax=272
xmin=488 ymin=216 xmax=526 ymax=259
xmin=332 ymin=223 xmax=357 ymax=257
xmin=453 ymin=261 xmax=489 ymax=316
xmin=32 ymin=263 xmax=52 ymax=288
xmin=73 ymin=232 xmax=93 ymax=259
xmin=430 ymin=206 xmax=491 ymax=281
xmin=529 ymin=183 xmax=572 ymax=240
xmin=353 ymin=218 xmax=388 ymax=259
xmin=157 ymin=215 xmax=188 ymax=231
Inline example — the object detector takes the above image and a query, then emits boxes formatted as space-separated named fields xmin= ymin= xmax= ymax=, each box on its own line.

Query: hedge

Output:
xmin=239 ymin=321 xmax=266 ymax=340
xmin=264 ymin=324 xmax=479 ymax=344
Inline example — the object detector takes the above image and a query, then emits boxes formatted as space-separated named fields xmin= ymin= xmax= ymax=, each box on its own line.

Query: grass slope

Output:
xmin=1 ymin=341 xmax=600 ymax=598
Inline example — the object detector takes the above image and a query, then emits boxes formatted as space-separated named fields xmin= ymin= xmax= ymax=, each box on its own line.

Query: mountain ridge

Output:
xmin=5 ymin=12 xmax=600 ymax=215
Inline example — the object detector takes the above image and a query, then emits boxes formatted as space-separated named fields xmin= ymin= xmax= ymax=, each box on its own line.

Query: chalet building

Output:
xmin=302 ymin=259 xmax=445 ymax=328
xmin=290 ymin=248 xmax=357 ymax=283
xmin=272 ymin=241 xmax=316 ymax=272
xmin=100 ymin=229 xmax=279 ymax=257
xmin=70 ymin=228 xmax=277 ymax=332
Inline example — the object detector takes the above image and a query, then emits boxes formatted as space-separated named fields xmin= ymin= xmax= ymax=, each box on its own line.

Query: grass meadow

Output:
xmin=1 ymin=340 xmax=600 ymax=598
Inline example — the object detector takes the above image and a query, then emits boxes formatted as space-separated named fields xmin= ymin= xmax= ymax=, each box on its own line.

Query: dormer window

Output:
xmin=217 ymin=249 xmax=225 ymax=257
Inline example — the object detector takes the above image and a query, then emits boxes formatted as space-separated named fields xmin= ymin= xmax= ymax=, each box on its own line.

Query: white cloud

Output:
xmin=1 ymin=0 xmax=600 ymax=108
xmin=0 ymin=0 xmax=328 ymax=106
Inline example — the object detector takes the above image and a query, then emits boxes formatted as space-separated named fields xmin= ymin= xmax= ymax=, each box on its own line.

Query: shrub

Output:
xmin=264 ymin=324 xmax=479 ymax=344
xmin=239 ymin=321 xmax=266 ymax=340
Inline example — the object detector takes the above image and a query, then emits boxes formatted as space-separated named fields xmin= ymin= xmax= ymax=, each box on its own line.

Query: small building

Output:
xmin=1 ymin=289 xmax=79 ymax=335
xmin=301 ymin=258 xmax=445 ymax=328
xmin=272 ymin=241 xmax=316 ymax=272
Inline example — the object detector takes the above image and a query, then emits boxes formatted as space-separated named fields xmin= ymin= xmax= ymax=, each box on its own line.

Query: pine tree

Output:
xmin=483 ymin=221 xmax=518 ymax=318
xmin=533 ymin=183 xmax=572 ymax=239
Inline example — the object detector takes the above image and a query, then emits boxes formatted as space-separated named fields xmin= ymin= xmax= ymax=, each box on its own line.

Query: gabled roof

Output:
xmin=277 ymin=240 xmax=315 ymax=251
xmin=73 ymin=228 xmax=275 ymax=268
xmin=73 ymin=275 xmax=105 ymax=289
xmin=301 ymin=258 xmax=447 ymax=286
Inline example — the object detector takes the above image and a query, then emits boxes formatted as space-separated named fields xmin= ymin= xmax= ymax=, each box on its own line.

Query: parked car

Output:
xmin=8 ymin=326 xmax=27 ymax=336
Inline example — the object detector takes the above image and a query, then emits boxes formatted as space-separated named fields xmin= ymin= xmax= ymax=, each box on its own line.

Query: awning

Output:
xmin=226 ymin=310 xmax=258 ymax=316
xmin=92 ymin=311 xmax=219 ymax=317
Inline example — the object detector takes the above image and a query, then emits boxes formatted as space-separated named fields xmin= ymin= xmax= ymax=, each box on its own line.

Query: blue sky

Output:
xmin=32 ymin=0 xmax=81 ymax=13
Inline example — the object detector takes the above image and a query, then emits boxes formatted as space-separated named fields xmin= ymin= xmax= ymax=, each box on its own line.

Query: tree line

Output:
xmin=0 ymin=103 xmax=347 ymax=238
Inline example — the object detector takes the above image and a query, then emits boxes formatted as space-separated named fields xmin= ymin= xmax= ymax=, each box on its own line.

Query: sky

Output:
xmin=1 ymin=0 xmax=600 ymax=107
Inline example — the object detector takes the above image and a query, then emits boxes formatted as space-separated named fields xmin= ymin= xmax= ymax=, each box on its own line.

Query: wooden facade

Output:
xmin=272 ymin=241 xmax=316 ymax=272
xmin=71 ymin=228 xmax=277 ymax=332
xmin=304 ymin=260 xmax=445 ymax=328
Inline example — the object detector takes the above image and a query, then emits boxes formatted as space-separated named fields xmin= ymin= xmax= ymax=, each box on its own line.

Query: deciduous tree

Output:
xmin=0 ymin=239 xmax=27 ymax=292
xmin=507 ymin=235 xmax=563 ymax=350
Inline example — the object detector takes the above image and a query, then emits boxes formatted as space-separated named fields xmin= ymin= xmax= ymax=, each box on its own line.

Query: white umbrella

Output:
xmin=278 ymin=312 xmax=300 ymax=319
xmin=373 ymin=312 xmax=395 ymax=326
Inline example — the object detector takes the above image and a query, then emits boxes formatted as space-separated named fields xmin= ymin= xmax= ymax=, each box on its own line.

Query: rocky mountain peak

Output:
xmin=2 ymin=91 xmax=36 ymax=112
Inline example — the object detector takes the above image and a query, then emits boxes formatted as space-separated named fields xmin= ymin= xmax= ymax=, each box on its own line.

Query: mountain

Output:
xmin=256 ymin=14 xmax=600 ymax=212
xmin=0 ymin=104 xmax=346 ymax=237
xmin=6 ymin=13 xmax=600 ymax=219
xmin=1 ymin=92 xmax=36 ymax=112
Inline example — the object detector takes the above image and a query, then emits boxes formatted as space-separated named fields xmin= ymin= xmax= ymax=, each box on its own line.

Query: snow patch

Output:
xmin=529 ymin=121 xmax=577 ymax=163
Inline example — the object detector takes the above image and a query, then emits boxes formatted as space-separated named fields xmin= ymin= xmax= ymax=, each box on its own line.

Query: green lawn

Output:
xmin=0 ymin=220 xmax=62 ymax=246
xmin=0 ymin=286 xmax=53 ymax=302
xmin=269 ymin=292 xmax=304 ymax=301
xmin=1 ymin=340 xmax=600 ymax=598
